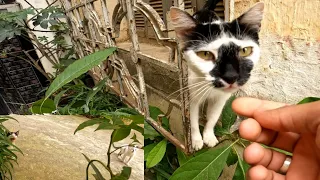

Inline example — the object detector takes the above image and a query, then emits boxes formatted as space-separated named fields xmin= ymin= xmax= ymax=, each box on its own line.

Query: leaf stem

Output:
xmin=85 ymin=160 xmax=111 ymax=180
xmin=107 ymin=131 xmax=114 ymax=177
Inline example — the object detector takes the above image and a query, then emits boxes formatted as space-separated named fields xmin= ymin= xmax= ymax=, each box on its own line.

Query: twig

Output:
xmin=110 ymin=142 xmax=142 ymax=154
xmin=25 ymin=0 xmax=59 ymax=23
xmin=23 ymin=0 xmax=39 ymax=13
xmin=146 ymin=117 xmax=187 ymax=154
xmin=107 ymin=131 xmax=114 ymax=177
xmin=86 ymin=160 xmax=112 ymax=180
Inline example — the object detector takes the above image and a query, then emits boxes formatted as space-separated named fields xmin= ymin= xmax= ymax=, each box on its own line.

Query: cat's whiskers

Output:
xmin=166 ymin=76 xmax=206 ymax=90
xmin=172 ymin=81 xmax=210 ymax=102
xmin=188 ymin=83 xmax=211 ymax=104
xmin=165 ymin=80 xmax=208 ymax=100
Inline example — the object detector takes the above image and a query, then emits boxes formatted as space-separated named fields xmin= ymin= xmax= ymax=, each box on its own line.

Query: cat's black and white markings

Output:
xmin=7 ymin=130 xmax=19 ymax=143
xmin=117 ymin=144 xmax=138 ymax=165
xmin=170 ymin=0 xmax=264 ymax=150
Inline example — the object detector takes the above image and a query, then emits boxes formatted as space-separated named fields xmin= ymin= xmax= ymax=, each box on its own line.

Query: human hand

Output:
xmin=232 ymin=97 xmax=320 ymax=180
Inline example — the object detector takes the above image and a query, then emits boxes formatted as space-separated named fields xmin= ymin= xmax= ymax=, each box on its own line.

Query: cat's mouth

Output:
xmin=223 ymin=84 xmax=238 ymax=92
xmin=214 ymin=79 xmax=240 ymax=92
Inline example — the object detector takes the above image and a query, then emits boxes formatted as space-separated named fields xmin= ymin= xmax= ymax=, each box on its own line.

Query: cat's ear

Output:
xmin=170 ymin=7 xmax=196 ymax=40
xmin=236 ymin=2 xmax=264 ymax=31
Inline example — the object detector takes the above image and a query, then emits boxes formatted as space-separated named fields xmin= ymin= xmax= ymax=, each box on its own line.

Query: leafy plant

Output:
xmin=144 ymin=97 xmax=244 ymax=180
xmin=30 ymin=46 xmax=142 ymax=179
xmin=145 ymin=95 xmax=320 ymax=180
xmin=0 ymin=1 xmax=74 ymax=82
xmin=31 ymin=48 xmax=117 ymax=114
xmin=0 ymin=116 xmax=23 ymax=180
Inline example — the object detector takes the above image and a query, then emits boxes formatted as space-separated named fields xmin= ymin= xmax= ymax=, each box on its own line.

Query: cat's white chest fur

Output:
xmin=170 ymin=1 xmax=264 ymax=150
xmin=188 ymin=69 xmax=232 ymax=150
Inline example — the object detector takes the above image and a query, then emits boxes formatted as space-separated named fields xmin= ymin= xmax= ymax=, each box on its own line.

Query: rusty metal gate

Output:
xmin=61 ymin=0 xmax=232 ymax=154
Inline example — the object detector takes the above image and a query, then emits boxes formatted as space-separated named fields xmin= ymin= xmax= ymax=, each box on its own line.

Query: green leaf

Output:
xmin=144 ymin=143 xmax=157 ymax=160
xmin=232 ymin=159 xmax=250 ymax=180
xmin=111 ymin=166 xmax=131 ymax=180
xmin=74 ymin=118 xmax=107 ymax=134
xmin=214 ymin=126 xmax=228 ymax=137
xmin=112 ymin=129 xmax=131 ymax=143
xmin=221 ymin=95 xmax=237 ymax=132
xmin=297 ymin=97 xmax=320 ymax=104
xmin=40 ymin=20 xmax=49 ymax=29
xmin=176 ymin=149 xmax=191 ymax=166
xmin=157 ymin=172 xmax=167 ymax=180
xmin=170 ymin=145 xmax=232 ymax=180
xmin=144 ymin=121 xmax=160 ymax=140
xmin=116 ymin=108 xmax=140 ymax=115
xmin=226 ymin=148 xmax=238 ymax=166
xmin=83 ymin=154 xmax=106 ymax=180
xmin=102 ymin=112 xmax=144 ymax=125
xmin=86 ymin=78 xmax=107 ymax=107
xmin=30 ymin=98 xmax=55 ymax=114
xmin=126 ymin=123 xmax=144 ymax=135
xmin=54 ymin=89 xmax=68 ymax=107
xmin=146 ymin=139 xmax=167 ymax=168
xmin=45 ymin=47 xmax=116 ymax=99
xmin=149 ymin=106 xmax=169 ymax=129
xmin=131 ymin=133 xmax=140 ymax=143
xmin=95 ymin=122 xmax=119 ymax=131
xmin=0 ymin=116 xmax=18 ymax=123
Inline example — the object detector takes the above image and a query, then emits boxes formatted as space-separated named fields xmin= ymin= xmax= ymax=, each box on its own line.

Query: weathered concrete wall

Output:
xmin=234 ymin=0 xmax=320 ymax=103
xmin=234 ymin=0 xmax=320 ymax=40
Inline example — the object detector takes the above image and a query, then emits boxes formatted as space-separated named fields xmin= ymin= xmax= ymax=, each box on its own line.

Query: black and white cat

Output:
xmin=170 ymin=1 xmax=264 ymax=150
xmin=7 ymin=130 xmax=19 ymax=144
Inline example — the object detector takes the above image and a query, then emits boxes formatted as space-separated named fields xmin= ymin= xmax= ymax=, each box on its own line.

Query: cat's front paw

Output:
xmin=203 ymin=131 xmax=219 ymax=147
xmin=192 ymin=134 xmax=203 ymax=151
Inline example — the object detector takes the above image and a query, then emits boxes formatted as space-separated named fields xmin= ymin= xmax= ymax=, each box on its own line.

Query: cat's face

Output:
xmin=7 ymin=131 xmax=19 ymax=142
xmin=170 ymin=3 xmax=264 ymax=92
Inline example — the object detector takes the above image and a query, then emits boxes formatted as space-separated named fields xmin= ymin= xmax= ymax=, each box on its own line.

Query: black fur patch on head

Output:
xmin=210 ymin=43 xmax=254 ymax=85
xmin=180 ymin=8 xmax=259 ymax=87
xmin=182 ymin=7 xmax=260 ymax=51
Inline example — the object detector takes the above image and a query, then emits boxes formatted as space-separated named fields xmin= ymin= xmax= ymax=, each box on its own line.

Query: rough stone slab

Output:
xmin=3 ymin=115 xmax=143 ymax=180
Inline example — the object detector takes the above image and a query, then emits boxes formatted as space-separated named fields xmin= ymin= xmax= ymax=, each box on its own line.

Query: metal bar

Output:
xmin=146 ymin=117 xmax=187 ymax=153
xmin=125 ymin=0 xmax=147 ymax=114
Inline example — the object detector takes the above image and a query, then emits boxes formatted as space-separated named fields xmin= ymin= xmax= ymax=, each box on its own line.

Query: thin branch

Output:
xmin=25 ymin=0 xmax=59 ymax=23
xmin=10 ymin=52 xmax=51 ymax=81
xmin=110 ymin=143 xmax=142 ymax=154
xmin=85 ymin=160 xmax=112 ymax=180
xmin=23 ymin=0 xmax=39 ymax=13
xmin=107 ymin=132 xmax=113 ymax=175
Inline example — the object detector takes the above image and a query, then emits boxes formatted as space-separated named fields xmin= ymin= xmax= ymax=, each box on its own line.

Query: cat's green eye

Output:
xmin=196 ymin=51 xmax=214 ymax=61
xmin=239 ymin=47 xmax=253 ymax=57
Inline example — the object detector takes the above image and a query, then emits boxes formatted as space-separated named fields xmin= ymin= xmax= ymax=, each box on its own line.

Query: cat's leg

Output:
xmin=203 ymin=94 xmax=231 ymax=147
xmin=190 ymin=101 xmax=203 ymax=150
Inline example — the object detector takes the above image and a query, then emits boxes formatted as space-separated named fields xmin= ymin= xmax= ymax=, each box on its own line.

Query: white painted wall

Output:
xmin=16 ymin=0 xmax=62 ymax=75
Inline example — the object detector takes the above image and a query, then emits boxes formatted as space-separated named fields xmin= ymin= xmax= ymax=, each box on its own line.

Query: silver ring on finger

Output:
xmin=279 ymin=156 xmax=292 ymax=174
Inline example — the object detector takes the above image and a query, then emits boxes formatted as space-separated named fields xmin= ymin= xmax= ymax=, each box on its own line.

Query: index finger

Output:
xmin=232 ymin=97 xmax=286 ymax=117
xmin=232 ymin=97 xmax=320 ymax=134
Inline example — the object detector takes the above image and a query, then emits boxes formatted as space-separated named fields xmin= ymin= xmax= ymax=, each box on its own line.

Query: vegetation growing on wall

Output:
xmin=30 ymin=47 xmax=143 ymax=179
xmin=0 ymin=116 xmax=23 ymax=180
